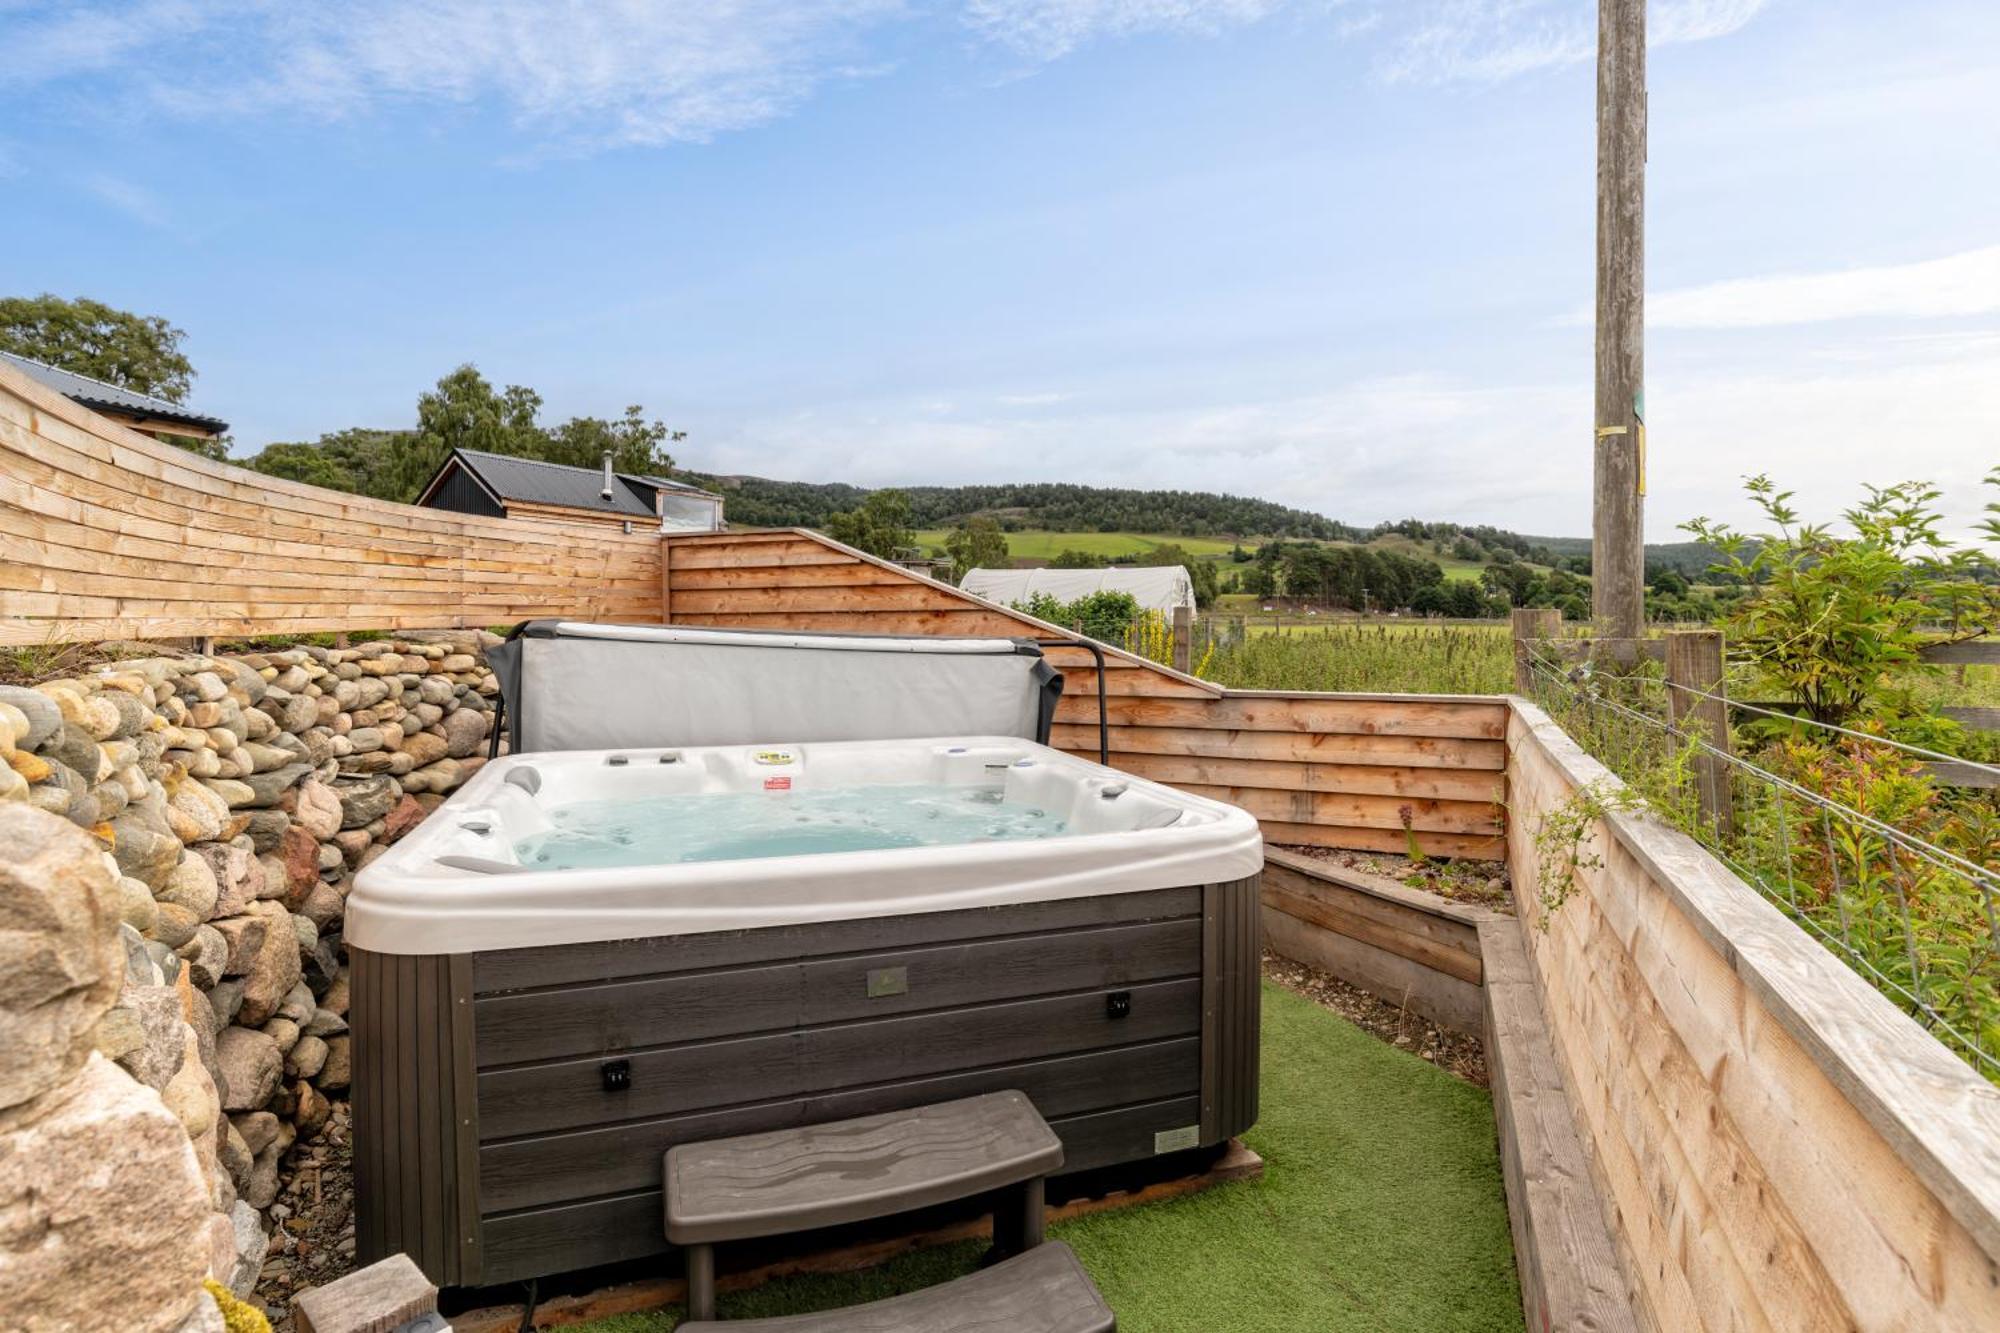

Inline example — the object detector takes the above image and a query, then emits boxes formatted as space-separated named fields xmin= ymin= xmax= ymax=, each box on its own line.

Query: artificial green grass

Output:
xmin=566 ymin=981 xmax=1523 ymax=1331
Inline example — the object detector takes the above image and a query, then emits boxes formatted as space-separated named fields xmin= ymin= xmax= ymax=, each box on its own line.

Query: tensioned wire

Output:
xmin=1518 ymin=647 xmax=2000 ymax=1074
xmin=1521 ymin=643 xmax=2000 ymax=888
xmin=1521 ymin=635 xmax=2000 ymax=779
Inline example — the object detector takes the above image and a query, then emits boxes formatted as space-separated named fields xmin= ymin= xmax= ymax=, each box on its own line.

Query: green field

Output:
xmin=912 ymin=529 xmax=1244 ymax=562
xmin=914 ymin=528 xmax=1514 ymax=583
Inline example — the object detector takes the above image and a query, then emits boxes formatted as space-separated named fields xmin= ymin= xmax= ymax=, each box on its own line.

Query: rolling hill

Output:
xmin=692 ymin=472 xmax=1718 ymax=573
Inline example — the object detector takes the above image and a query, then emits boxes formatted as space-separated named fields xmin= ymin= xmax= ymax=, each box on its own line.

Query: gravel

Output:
xmin=1262 ymin=951 xmax=1489 ymax=1086
xmin=254 ymin=1100 xmax=354 ymax=1331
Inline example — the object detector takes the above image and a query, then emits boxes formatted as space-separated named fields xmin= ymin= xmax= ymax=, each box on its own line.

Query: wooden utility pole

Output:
xmin=1593 ymin=0 xmax=1647 ymax=645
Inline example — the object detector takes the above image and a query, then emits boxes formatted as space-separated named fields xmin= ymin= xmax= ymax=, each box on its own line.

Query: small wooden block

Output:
xmin=293 ymin=1253 xmax=439 ymax=1333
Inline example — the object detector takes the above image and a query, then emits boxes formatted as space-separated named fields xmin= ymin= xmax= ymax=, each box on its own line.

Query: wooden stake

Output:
xmin=1173 ymin=605 xmax=1193 ymax=674
xmin=1512 ymin=608 xmax=1562 ymax=694
xmin=660 ymin=536 xmax=675 ymax=624
xmin=1592 ymin=0 xmax=1647 ymax=643
xmin=1665 ymin=630 xmax=1732 ymax=837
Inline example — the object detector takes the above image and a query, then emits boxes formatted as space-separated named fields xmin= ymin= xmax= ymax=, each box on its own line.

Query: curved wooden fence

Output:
xmin=0 ymin=360 xmax=1507 ymax=857
xmin=0 ymin=360 xmax=662 ymax=642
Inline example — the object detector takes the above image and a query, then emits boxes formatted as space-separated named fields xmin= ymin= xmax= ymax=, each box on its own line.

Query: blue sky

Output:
xmin=5 ymin=1 xmax=1998 ymax=538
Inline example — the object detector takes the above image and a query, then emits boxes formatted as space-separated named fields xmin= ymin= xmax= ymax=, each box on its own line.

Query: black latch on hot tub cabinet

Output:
xmin=1105 ymin=990 xmax=1131 ymax=1020
xmin=601 ymin=1059 xmax=632 ymax=1092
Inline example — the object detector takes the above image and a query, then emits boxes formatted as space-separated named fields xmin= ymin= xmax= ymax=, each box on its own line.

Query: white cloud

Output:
xmin=993 ymin=390 xmax=1075 ymax=406
xmin=1645 ymin=332 xmax=2000 ymax=541
xmin=963 ymin=0 xmax=1280 ymax=61
xmin=1377 ymin=0 xmax=1770 ymax=84
xmin=696 ymin=372 xmax=1585 ymax=530
xmin=1644 ymin=246 xmax=2000 ymax=329
xmin=687 ymin=328 xmax=2000 ymax=542
xmin=6 ymin=1 xmax=906 ymax=150
xmin=0 ymin=0 xmax=1772 ymax=150
xmin=77 ymin=171 xmax=171 ymax=228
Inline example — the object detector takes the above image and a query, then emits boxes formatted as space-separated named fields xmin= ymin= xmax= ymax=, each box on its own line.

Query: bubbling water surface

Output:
xmin=512 ymin=782 xmax=1068 ymax=870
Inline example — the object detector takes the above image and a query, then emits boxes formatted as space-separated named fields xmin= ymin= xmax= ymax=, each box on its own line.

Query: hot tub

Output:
xmin=347 ymin=737 xmax=1263 ymax=1288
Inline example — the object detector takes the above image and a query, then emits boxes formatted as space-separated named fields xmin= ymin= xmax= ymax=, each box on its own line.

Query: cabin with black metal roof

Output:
xmin=0 ymin=348 xmax=230 ymax=443
xmin=414 ymin=446 xmax=724 ymax=532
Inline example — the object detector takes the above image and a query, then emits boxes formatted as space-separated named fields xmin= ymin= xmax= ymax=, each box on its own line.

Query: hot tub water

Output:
xmin=513 ymin=782 xmax=1070 ymax=870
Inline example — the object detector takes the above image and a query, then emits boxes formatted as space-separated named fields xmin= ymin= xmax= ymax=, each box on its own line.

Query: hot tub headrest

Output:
xmin=488 ymin=621 xmax=1064 ymax=755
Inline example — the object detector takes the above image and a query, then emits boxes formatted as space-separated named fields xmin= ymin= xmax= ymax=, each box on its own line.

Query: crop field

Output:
xmin=1196 ymin=620 xmax=1514 ymax=694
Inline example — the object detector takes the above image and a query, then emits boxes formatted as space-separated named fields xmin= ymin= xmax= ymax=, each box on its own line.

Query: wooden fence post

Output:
xmin=1172 ymin=606 xmax=1192 ymax=674
xmin=1511 ymin=608 xmax=1561 ymax=694
xmin=660 ymin=537 xmax=674 ymax=625
xmin=1666 ymin=630 xmax=1732 ymax=837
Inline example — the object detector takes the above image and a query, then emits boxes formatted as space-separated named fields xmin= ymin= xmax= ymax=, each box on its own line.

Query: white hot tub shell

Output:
xmin=348 ymin=737 xmax=1264 ymax=1289
xmin=350 ymin=737 xmax=1262 ymax=953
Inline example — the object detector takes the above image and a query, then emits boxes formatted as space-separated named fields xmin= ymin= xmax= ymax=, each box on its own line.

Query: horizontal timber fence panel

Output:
xmin=1506 ymin=697 xmax=2000 ymax=1331
xmin=662 ymin=529 xmax=1507 ymax=858
xmin=0 ymin=362 xmax=664 ymax=642
xmin=0 ymin=384 xmax=1510 ymax=860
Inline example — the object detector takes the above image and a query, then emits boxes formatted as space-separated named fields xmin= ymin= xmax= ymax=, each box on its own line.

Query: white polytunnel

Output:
xmin=485 ymin=620 xmax=1066 ymax=754
xmin=959 ymin=565 xmax=1196 ymax=614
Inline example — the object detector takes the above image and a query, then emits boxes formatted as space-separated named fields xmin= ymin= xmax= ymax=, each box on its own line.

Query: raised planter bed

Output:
xmin=1259 ymin=845 xmax=1497 ymax=1034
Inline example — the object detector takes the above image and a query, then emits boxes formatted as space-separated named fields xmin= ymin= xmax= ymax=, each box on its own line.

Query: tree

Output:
xmin=1012 ymin=590 xmax=1140 ymax=644
xmin=372 ymin=365 xmax=552 ymax=501
xmin=1136 ymin=543 xmax=1219 ymax=608
xmin=246 ymin=442 xmax=356 ymax=491
xmin=1480 ymin=561 xmax=1537 ymax=607
xmin=943 ymin=516 xmax=1009 ymax=583
xmin=548 ymin=404 xmax=685 ymax=476
xmin=248 ymin=428 xmax=413 ymax=499
xmin=1443 ymin=581 xmax=1487 ymax=619
xmin=825 ymin=489 xmax=915 ymax=561
xmin=244 ymin=366 xmax=690 ymax=502
xmin=1684 ymin=473 xmax=2000 ymax=725
xmin=0 ymin=294 xmax=196 ymax=402
xmin=1049 ymin=549 xmax=1108 ymax=569
xmin=1648 ymin=567 xmax=1689 ymax=597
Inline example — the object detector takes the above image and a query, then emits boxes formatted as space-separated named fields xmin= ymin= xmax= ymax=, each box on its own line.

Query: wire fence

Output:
xmin=1520 ymin=639 xmax=2000 ymax=1082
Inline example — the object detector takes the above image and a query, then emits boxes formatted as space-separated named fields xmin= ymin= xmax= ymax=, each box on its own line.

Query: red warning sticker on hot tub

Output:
xmin=763 ymin=776 xmax=792 ymax=791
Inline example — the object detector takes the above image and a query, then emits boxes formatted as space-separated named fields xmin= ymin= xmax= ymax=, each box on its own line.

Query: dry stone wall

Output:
xmin=0 ymin=633 xmax=499 ymax=1331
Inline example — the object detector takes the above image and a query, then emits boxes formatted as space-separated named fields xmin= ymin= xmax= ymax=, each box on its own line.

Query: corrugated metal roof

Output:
xmin=451 ymin=448 xmax=721 ymax=518
xmin=0 ymin=349 xmax=230 ymax=433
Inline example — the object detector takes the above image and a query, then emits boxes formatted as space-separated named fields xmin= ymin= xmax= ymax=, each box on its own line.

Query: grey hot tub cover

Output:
xmin=487 ymin=620 xmax=1065 ymax=754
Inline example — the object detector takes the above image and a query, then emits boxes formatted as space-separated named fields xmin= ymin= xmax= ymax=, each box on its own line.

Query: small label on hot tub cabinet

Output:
xmin=763 ymin=775 xmax=792 ymax=791
xmin=1153 ymin=1125 xmax=1200 ymax=1154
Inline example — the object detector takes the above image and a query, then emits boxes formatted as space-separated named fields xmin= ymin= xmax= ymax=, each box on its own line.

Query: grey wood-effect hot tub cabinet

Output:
xmin=351 ymin=877 xmax=1261 ymax=1288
